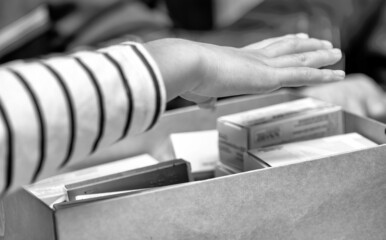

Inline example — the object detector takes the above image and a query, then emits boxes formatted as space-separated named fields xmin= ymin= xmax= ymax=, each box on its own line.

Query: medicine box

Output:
xmin=217 ymin=98 xmax=343 ymax=170
xmin=244 ymin=133 xmax=377 ymax=171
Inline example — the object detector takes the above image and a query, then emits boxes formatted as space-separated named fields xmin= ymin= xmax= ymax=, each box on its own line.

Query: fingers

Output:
xmin=265 ymin=48 xmax=342 ymax=68
xmin=365 ymin=93 xmax=386 ymax=118
xmin=273 ymin=68 xmax=345 ymax=87
xmin=244 ymin=33 xmax=309 ymax=50
xmin=260 ymin=38 xmax=333 ymax=58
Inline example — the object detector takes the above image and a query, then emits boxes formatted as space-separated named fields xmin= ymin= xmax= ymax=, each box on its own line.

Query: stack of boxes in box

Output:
xmin=244 ymin=132 xmax=377 ymax=171
xmin=215 ymin=98 xmax=344 ymax=174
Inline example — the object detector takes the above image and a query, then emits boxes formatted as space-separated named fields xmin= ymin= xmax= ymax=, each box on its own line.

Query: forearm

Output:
xmin=0 ymin=42 xmax=166 ymax=195
xmin=144 ymin=39 xmax=205 ymax=101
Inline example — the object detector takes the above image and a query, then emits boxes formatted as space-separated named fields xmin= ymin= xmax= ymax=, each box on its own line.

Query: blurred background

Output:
xmin=1 ymin=0 xmax=386 ymax=118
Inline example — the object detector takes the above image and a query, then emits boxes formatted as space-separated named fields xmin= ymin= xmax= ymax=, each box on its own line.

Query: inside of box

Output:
xmin=68 ymin=92 xmax=386 ymax=175
xmin=129 ymin=93 xmax=386 ymax=180
xmin=57 ymin=93 xmax=386 ymax=205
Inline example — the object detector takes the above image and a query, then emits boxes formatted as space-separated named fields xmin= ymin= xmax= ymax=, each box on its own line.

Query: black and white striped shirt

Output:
xmin=0 ymin=42 xmax=166 ymax=195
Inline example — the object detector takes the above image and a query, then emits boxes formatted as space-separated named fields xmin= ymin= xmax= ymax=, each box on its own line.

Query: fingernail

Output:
xmin=333 ymin=70 xmax=345 ymax=79
xmin=296 ymin=33 xmax=309 ymax=39
xmin=321 ymin=40 xmax=333 ymax=48
xmin=331 ymin=48 xmax=342 ymax=55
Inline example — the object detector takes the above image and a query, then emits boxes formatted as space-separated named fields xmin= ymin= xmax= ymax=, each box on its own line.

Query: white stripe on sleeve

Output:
xmin=71 ymin=51 xmax=129 ymax=149
xmin=10 ymin=63 xmax=70 ymax=180
xmin=0 ymin=69 xmax=39 ymax=191
xmin=43 ymin=57 xmax=99 ymax=166
xmin=98 ymin=43 xmax=166 ymax=135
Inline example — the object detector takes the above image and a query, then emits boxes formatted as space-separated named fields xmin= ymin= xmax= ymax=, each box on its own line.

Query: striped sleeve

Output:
xmin=0 ymin=42 xmax=166 ymax=195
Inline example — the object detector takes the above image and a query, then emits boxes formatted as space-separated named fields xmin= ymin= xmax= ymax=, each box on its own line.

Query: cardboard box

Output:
xmin=64 ymin=159 xmax=192 ymax=202
xmin=3 ymin=92 xmax=386 ymax=240
xmin=217 ymin=98 xmax=343 ymax=170
xmin=244 ymin=133 xmax=377 ymax=171
xmin=25 ymin=154 xmax=159 ymax=207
